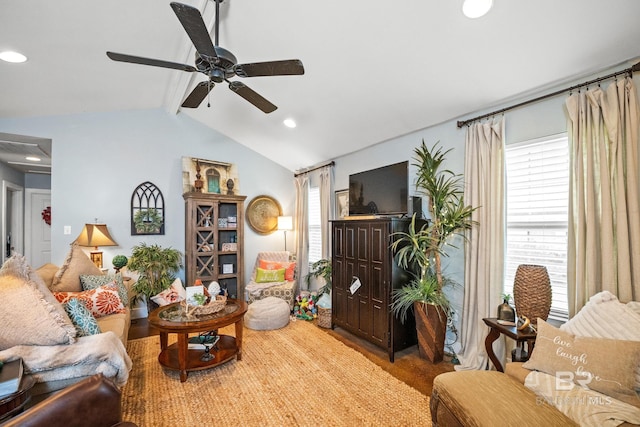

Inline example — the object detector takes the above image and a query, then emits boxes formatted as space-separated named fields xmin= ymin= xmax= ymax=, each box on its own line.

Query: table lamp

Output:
xmin=277 ymin=216 xmax=293 ymax=251
xmin=74 ymin=223 xmax=118 ymax=268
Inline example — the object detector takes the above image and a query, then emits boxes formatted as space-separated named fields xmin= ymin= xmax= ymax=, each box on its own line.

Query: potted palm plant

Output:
xmin=128 ymin=243 xmax=183 ymax=311
xmin=391 ymin=140 xmax=477 ymax=363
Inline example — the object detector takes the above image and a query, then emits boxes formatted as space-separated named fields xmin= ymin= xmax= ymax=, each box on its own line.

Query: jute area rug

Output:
xmin=122 ymin=319 xmax=431 ymax=426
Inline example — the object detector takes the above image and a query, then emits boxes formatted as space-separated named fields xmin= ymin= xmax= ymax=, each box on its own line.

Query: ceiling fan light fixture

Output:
xmin=462 ymin=0 xmax=493 ymax=18
xmin=283 ymin=118 xmax=297 ymax=128
xmin=0 ymin=50 xmax=27 ymax=63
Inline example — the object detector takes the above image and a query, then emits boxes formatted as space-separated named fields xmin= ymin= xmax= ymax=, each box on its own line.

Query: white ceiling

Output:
xmin=1 ymin=0 xmax=640 ymax=172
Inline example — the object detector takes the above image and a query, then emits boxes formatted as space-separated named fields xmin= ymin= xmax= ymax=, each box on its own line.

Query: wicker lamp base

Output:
xmin=513 ymin=264 xmax=551 ymax=324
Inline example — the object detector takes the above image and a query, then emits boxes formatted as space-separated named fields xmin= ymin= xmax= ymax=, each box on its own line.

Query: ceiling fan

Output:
xmin=106 ymin=0 xmax=304 ymax=113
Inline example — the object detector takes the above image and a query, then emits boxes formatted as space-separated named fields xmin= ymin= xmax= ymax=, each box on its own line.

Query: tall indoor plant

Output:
xmin=128 ymin=243 xmax=183 ymax=310
xmin=391 ymin=140 xmax=477 ymax=362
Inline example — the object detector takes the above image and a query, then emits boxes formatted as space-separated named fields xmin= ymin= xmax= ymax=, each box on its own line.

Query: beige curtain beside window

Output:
xmin=456 ymin=118 xmax=506 ymax=371
xmin=294 ymin=174 xmax=310 ymax=286
xmin=319 ymin=166 xmax=332 ymax=260
xmin=566 ymin=76 xmax=640 ymax=316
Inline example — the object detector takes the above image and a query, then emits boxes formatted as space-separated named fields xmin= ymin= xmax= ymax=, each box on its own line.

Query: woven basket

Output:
xmin=190 ymin=295 xmax=227 ymax=316
xmin=513 ymin=264 xmax=551 ymax=324
xmin=317 ymin=306 xmax=332 ymax=328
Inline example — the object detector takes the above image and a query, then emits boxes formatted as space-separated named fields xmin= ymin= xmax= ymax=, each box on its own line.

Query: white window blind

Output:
xmin=504 ymin=134 xmax=569 ymax=321
xmin=308 ymin=186 xmax=322 ymax=263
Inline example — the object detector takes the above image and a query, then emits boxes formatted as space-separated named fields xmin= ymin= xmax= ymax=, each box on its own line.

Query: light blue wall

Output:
xmin=25 ymin=173 xmax=51 ymax=189
xmin=0 ymin=109 xmax=295 ymax=283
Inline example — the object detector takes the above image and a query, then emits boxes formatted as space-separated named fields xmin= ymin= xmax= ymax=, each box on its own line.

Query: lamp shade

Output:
xmin=277 ymin=216 xmax=293 ymax=231
xmin=74 ymin=223 xmax=118 ymax=248
xmin=513 ymin=264 xmax=551 ymax=324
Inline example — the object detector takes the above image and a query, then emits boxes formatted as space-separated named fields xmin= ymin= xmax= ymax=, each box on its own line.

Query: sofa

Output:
xmin=431 ymin=291 xmax=640 ymax=426
xmin=0 ymin=246 xmax=132 ymax=403
xmin=1 ymin=374 xmax=137 ymax=427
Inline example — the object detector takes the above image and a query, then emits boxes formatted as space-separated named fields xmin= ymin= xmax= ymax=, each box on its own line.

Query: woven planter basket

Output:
xmin=513 ymin=264 xmax=551 ymax=324
xmin=317 ymin=306 xmax=332 ymax=328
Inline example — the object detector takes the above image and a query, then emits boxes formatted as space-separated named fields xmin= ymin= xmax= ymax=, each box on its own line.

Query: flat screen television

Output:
xmin=348 ymin=161 xmax=408 ymax=216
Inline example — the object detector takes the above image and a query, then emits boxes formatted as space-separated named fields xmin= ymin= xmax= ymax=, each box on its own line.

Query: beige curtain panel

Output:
xmin=456 ymin=118 xmax=506 ymax=371
xmin=566 ymin=76 xmax=640 ymax=316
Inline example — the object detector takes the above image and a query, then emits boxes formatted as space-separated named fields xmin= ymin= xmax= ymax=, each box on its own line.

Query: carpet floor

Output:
xmin=122 ymin=319 xmax=431 ymax=426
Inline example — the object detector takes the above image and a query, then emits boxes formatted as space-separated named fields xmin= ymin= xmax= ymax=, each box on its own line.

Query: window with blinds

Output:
xmin=504 ymin=133 xmax=569 ymax=321
xmin=308 ymin=186 xmax=322 ymax=263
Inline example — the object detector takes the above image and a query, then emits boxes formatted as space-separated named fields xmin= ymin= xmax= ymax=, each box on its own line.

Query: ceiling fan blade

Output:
xmin=170 ymin=2 xmax=217 ymax=60
xmin=228 ymin=81 xmax=277 ymax=113
xmin=106 ymin=52 xmax=197 ymax=72
xmin=181 ymin=81 xmax=214 ymax=108
xmin=234 ymin=59 xmax=305 ymax=78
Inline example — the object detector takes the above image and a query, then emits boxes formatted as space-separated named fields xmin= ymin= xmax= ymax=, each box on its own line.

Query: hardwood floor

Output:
xmin=129 ymin=317 xmax=454 ymax=396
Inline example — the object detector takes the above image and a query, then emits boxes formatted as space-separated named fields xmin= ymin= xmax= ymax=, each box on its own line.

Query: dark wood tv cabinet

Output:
xmin=331 ymin=218 xmax=418 ymax=362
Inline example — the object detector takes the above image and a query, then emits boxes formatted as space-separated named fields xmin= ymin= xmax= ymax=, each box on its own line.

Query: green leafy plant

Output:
xmin=391 ymin=140 xmax=477 ymax=320
xmin=306 ymin=258 xmax=332 ymax=296
xmin=128 ymin=243 xmax=183 ymax=302
xmin=112 ymin=254 xmax=128 ymax=270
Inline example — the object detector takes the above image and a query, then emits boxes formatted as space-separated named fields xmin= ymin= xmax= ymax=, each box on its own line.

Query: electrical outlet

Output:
xmin=64 ymin=226 xmax=71 ymax=235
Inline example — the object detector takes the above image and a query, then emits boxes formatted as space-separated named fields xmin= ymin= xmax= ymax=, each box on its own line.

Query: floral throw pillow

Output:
xmin=63 ymin=298 xmax=101 ymax=336
xmin=81 ymin=274 xmax=128 ymax=307
xmin=53 ymin=283 xmax=125 ymax=318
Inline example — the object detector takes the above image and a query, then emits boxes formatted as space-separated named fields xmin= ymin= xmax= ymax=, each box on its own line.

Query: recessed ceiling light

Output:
xmin=25 ymin=156 xmax=41 ymax=162
xmin=462 ymin=0 xmax=493 ymax=18
xmin=283 ymin=118 xmax=297 ymax=128
xmin=0 ymin=51 xmax=27 ymax=63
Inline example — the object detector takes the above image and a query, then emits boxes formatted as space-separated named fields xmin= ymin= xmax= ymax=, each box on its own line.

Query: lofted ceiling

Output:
xmin=1 ymin=0 xmax=640 ymax=172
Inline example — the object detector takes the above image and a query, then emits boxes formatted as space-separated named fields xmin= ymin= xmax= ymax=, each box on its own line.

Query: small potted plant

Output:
xmin=127 ymin=243 xmax=183 ymax=311
xmin=306 ymin=258 xmax=332 ymax=296
xmin=112 ymin=254 xmax=128 ymax=273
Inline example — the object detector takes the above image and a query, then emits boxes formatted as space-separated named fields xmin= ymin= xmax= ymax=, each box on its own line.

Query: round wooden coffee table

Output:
xmin=148 ymin=299 xmax=248 ymax=382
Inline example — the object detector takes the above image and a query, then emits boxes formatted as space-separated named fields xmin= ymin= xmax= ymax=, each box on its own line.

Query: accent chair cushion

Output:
xmin=51 ymin=244 xmax=103 ymax=292
xmin=245 ymin=297 xmax=290 ymax=330
xmin=63 ymin=298 xmax=102 ymax=336
xmin=523 ymin=319 xmax=640 ymax=407
xmin=0 ymin=254 xmax=77 ymax=350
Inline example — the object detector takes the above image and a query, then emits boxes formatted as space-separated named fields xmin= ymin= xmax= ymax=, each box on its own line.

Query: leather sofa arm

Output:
xmin=2 ymin=374 xmax=137 ymax=427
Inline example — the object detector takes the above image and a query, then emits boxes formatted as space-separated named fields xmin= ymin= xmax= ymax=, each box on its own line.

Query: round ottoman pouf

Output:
xmin=245 ymin=297 xmax=290 ymax=330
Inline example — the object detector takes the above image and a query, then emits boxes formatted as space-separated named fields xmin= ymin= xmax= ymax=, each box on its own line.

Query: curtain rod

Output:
xmin=457 ymin=61 xmax=640 ymax=128
xmin=294 ymin=160 xmax=335 ymax=177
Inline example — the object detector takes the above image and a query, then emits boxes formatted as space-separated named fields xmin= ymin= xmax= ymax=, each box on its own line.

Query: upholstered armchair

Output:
xmin=245 ymin=251 xmax=297 ymax=310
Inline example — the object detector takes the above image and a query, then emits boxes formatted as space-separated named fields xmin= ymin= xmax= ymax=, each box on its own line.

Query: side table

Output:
xmin=0 ymin=375 xmax=35 ymax=422
xmin=482 ymin=317 xmax=537 ymax=372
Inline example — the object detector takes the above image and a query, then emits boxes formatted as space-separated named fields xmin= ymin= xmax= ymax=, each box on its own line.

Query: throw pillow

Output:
xmin=151 ymin=278 xmax=186 ymax=306
xmin=53 ymin=283 xmax=125 ymax=318
xmin=63 ymin=298 xmax=101 ymax=337
xmin=560 ymin=290 xmax=640 ymax=391
xmin=0 ymin=254 xmax=77 ymax=350
xmin=259 ymin=260 xmax=296 ymax=281
xmin=255 ymin=267 xmax=286 ymax=283
xmin=35 ymin=263 xmax=59 ymax=288
xmin=81 ymin=274 xmax=128 ymax=308
xmin=51 ymin=243 xmax=103 ymax=292
xmin=523 ymin=319 xmax=640 ymax=407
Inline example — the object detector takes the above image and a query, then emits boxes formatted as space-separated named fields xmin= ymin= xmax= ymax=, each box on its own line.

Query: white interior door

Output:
xmin=25 ymin=189 xmax=51 ymax=267
xmin=2 ymin=181 xmax=24 ymax=264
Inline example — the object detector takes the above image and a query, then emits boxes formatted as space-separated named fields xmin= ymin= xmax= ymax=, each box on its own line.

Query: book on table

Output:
xmin=0 ymin=358 xmax=24 ymax=398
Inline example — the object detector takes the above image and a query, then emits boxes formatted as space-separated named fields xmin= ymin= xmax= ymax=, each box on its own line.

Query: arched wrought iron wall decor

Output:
xmin=131 ymin=181 xmax=165 ymax=235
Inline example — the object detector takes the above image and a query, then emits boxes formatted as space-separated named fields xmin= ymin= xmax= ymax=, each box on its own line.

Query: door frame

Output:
xmin=2 ymin=180 xmax=24 ymax=263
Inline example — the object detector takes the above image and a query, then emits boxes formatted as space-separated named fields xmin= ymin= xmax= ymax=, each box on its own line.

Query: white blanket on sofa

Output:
xmin=0 ymin=331 xmax=132 ymax=387
xmin=525 ymin=371 xmax=640 ymax=427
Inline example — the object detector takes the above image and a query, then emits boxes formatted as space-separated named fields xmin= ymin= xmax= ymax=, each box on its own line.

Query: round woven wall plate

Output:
xmin=246 ymin=195 xmax=282 ymax=235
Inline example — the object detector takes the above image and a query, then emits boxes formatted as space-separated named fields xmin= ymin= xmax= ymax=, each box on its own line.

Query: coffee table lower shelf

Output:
xmin=158 ymin=335 xmax=239 ymax=378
